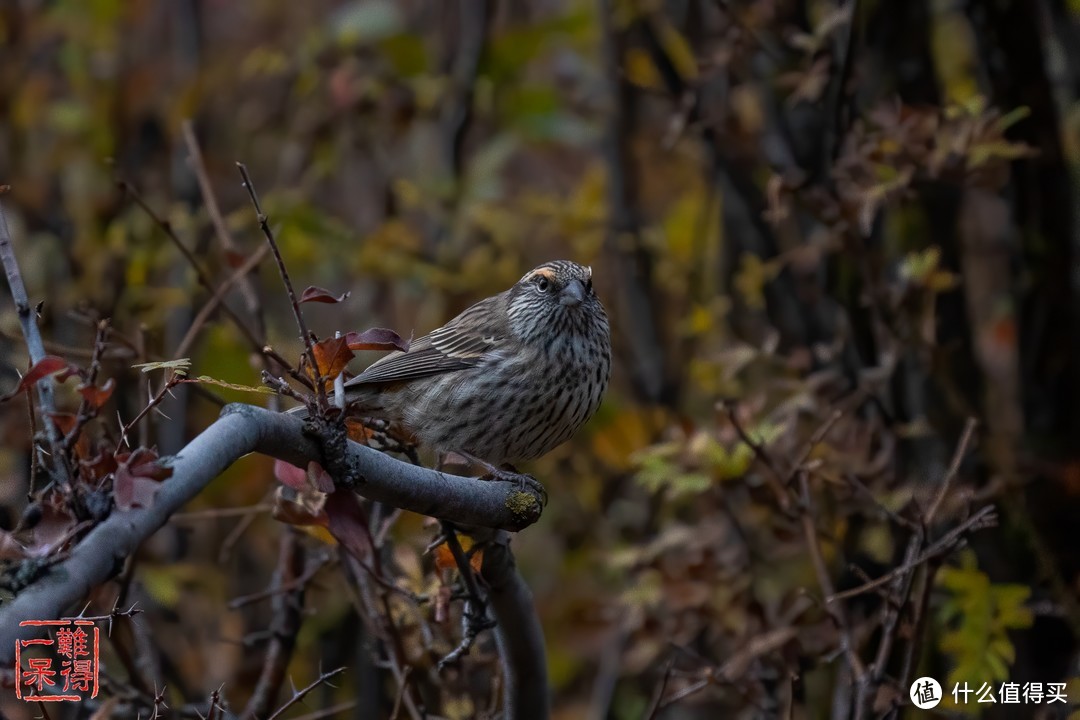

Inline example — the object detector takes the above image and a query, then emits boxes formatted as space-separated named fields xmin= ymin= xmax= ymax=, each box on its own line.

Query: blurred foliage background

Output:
xmin=2 ymin=0 xmax=1080 ymax=717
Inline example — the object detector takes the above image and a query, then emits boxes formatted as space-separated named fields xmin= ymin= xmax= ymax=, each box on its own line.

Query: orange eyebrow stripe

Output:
xmin=529 ymin=268 xmax=557 ymax=281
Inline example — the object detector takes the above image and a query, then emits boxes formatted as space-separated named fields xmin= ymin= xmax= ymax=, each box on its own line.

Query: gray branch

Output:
xmin=0 ymin=201 xmax=61 ymax=454
xmin=0 ymin=404 xmax=544 ymax=660
xmin=486 ymin=531 xmax=551 ymax=720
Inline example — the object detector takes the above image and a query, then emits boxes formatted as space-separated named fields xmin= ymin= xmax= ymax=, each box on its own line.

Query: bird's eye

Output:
xmin=585 ymin=278 xmax=593 ymax=293
xmin=536 ymin=276 xmax=550 ymax=292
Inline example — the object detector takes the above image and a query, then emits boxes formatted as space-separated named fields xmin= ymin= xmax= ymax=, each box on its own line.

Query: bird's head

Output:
xmin=505 ymin=260 xmax=607 ymax=345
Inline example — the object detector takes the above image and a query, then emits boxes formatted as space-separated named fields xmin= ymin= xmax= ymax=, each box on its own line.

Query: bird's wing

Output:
xmin=345 ymin=299 xmax=506 ymax=386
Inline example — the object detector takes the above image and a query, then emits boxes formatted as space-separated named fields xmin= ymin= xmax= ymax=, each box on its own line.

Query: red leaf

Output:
xmin=29 ymin=498 xmax=78 ymax=555
xmin=225 ymin=250 xmax=247 ymax=269
xmin=113 ymin=449 xmax=174 ymax=510
xmin=80 ymin=452 xmax=118 ymax=482
xmin=274 ymin=459 xmax=308 ymax=491
xmin=77 ymin=378 xmax=116 ymax=409
xmin=344 ymin=328 xmax=410 ymax=353
xmin=113 ymin=472 xmax=160 ymax=511
xmin=0 ymin=530 xmax=27 ymax=561
xmin=311 ymin=336 xmax=355 ymax=382
xmin=126 ymin=448 xmax=174 ymax=481
xmin=300 ymin=286 xmax=351 ymax=304
xmin=50 ymin=413 xmax=91 ymax=459
xmin=325 ymin=490 xmax=371 ymax=561
xmin=49 ymin=413 xmax=78 ymax=435
xmin=2 ymin=356 xmax=72 ymax=401
xmin=273 ymin=460 xmax=334 ymax=493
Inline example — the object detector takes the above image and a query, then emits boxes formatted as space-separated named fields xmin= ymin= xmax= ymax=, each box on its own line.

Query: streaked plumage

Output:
xmin=334 ymin=260 xmax=611 ymax=465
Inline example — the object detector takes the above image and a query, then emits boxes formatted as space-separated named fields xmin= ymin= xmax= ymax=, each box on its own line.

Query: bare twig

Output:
xmin=61 ymin=319 xmax=111 ymax=454
xmin=265 ymin=666 xmax=346 ymax=720
xmin=229 ymin=551 xmax=330 ymax=609
xmin=181 ymin=122 xmax=238 ymax=254
xmin=893 ymin=559 xmax=941 ymax=708
xmin=644 ymin=659 xmax=675 ymax=720
xmin=827 ymin=504 xmax=997 ymax=603
xmin=174 ymin=244 xmax=269 ymax=359
xmin=206 ymin=686 xmax=225 ymax=720
xmin=842 ymin=473 xmax=919 ymax=532
xmin=0 ymin=198 xmax=65 ymax=479
xmin=657 ymin=626 xmax=798 ymax=709
xmin=388 ymin=666 xmax=412 ymax=720
xmin=118 ymin=179 xmax=265 ymax=355
xmin=290 ymin=700 xmax=357 ymax=720
xmin=925 ymin=417 xmax=977 ymax=525
xmin=242 ymin=531 xmax=308 ymax=720
xmin=437 ymin=522 xmax=496 ymax=668
xmin=798 ymin=471 xmax=866 ymax=681
xmin=794 ymin=409 xmax=844 ymax=471
xmin=723 ymin=403 xmax=793 ymax=512
xmin=65 ymin=601 xmax=143 ymax=637
xmin=342 ymin=551 xmax=424 ymax=720
xmin=117 ymin=371 xmax=185 ymax=452
xmin=235 ymin=163 xmax=327 ymax=410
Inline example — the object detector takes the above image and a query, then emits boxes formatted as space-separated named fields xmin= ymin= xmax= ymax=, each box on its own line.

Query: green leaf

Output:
xmin=131 ymin=358 xmax=191 ymax=376
xmin=935 ymin=551 xmax=1031 ymax=697
xmin=329 ymin=0 xmax=404 ymax=46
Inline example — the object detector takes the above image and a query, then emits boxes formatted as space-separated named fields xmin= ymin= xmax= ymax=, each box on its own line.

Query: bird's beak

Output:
xmin=560 ymin=279 xmax=586 ymax=307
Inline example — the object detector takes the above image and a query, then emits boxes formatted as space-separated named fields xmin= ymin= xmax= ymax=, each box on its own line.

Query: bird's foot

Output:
xmin=467 ymin=457 xmax=547 ymax=506
xmin=493 ymin=469 xmax=548 ymax=506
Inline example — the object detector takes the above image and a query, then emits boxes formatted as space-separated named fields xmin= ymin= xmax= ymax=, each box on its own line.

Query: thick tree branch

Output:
xmin=483 ymin=531 xmax=550 ymax=720
xmin=0 ymin=199 xmax=64 ymax=473
xmin=0 ymin=404 xmax=544 ymax=659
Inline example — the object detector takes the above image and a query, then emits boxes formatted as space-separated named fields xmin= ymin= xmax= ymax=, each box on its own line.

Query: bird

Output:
xmin=296 ymin=260 xmax=611 ymax=485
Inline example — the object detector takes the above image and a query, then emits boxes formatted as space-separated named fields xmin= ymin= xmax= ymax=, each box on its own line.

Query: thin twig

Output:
xmin=174 ymin=244 xmax=269 ymax=359
xmin=657 ymin=626 xmax=798 ymax=710
xmin=794 ymin=409 xmax=844 ymax=471
xmin=235 ymin=163 xmax=327 ymax=409
xmin=117 ymin=372 xmax=185 ymax=453
xmin=243 ymin=531 xmax=309 ymax=720
xmin=118 ymin=179 xmax=265 ymax=356
xmin=842 ymin=473 xmax=919 ymax=532
xmin=290 ymin=700 xmax=358 ymax=720
xmin=723 ymin=403 xmax=793 ymax=512
xmin=925 ymin=417 xmax=977 ymax=525
xmin=389 ymin=666 xmax=412 ymax=720
xmin=827 ymin=504 xmax=997 ymax=603
xmin=798 ymin=471 xmax=866 ymax=680
xmin=64 ymin=602 xmax=143 ymax=637
xmin=644 ymin=658 xmax=675 ymax=720
xmin=437 ymin=522 xmax=496 ymax=668
xmin=265 ymin=666 xmax=346 ymax=720
xmin=893 ymin=559 xmax=941 ymax=709
xmin=229 ymin=553 xmax=330 ymax=609
xmin=61 ymin=319 xmax=111 ymax=454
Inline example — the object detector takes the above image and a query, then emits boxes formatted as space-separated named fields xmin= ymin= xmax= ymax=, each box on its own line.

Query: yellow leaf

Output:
xmin=657 ymin=22 xmax=697 ymax=80
xmin=623 ymin=47 xmax=663 ymax=89
xmin=592 ymin=407 xmax=664 ymax=471
xmin=734 ymin=253 xmax=778 ymax=310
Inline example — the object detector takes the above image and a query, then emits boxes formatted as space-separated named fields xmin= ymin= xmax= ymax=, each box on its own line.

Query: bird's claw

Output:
xmin=484 ymin=467 xmax=548 ymax=506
